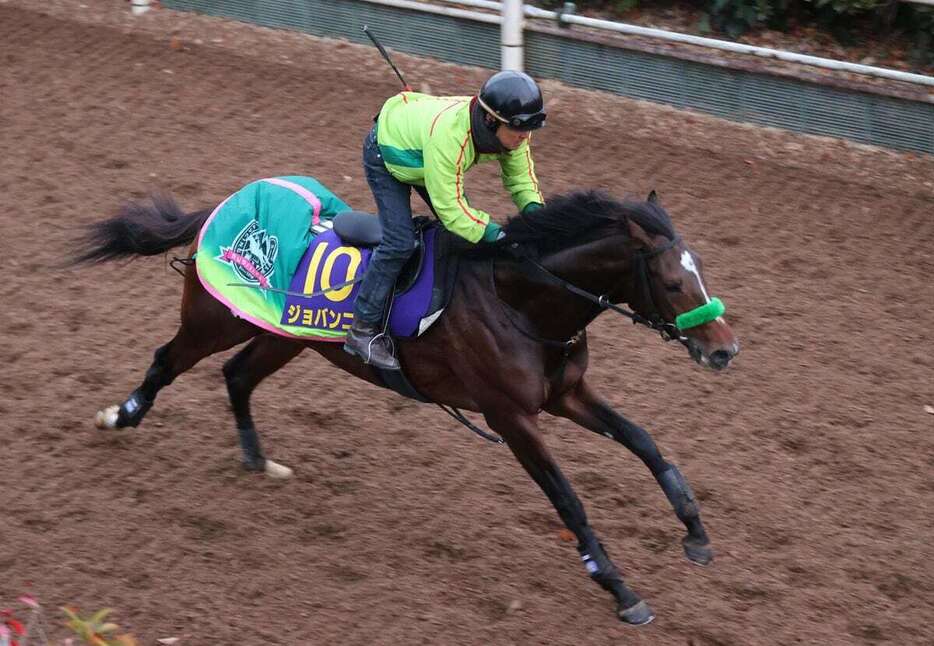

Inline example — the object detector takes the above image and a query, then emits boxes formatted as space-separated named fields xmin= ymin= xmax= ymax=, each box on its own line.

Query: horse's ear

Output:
xmin=626 ymin=217 xmax=655 ymax=250
xmin=647 ymin=190 xmax=659 ymax=204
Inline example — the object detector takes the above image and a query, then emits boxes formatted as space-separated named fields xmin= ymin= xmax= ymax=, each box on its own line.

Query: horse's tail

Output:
xmin=73 ymin=192 xmax=212 ymax=264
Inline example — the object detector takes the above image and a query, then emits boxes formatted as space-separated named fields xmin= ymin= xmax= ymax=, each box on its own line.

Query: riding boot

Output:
xmin=343 ymin=319 xmax=400 ymax=370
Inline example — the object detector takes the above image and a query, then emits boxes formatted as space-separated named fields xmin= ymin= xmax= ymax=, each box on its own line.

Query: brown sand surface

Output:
xmin=1 ymin=3 xmax=933 ymax=644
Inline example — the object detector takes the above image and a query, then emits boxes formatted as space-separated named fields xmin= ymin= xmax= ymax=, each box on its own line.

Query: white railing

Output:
xmin=360 ymin=0 xmax=934 ymax=87
xmin=362 ymin=0 xmax=500 ymax=22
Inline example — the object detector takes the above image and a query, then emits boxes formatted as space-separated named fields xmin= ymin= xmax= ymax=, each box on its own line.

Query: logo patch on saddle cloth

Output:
xmin=217 ymin=220 xmax=279 ymax=288
xmin=280 ymin=227 xmax=443 ymax=338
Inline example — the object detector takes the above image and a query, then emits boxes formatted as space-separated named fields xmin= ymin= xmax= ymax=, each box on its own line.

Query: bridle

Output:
xmin=494 ymin=234 xmax=724 ymax=347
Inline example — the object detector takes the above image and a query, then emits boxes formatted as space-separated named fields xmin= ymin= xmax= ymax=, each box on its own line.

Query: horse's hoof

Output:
xmin=617 ymin=600 xmax=655 ymax=626
xmin=264 ymin=459 xmax=293 ymax=479
xmin=95 ymin=405 xmax=120 ymax=430
xmin=683 ymin=537 xmax=714 ymax=566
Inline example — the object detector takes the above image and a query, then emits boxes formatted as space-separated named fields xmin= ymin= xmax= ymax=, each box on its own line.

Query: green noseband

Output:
xmin=675 ymin=297 xmax=725 ymax=331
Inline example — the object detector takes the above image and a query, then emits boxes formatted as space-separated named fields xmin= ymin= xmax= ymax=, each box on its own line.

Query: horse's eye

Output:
xmin=664 ymin=282 xmax=682 ymax=293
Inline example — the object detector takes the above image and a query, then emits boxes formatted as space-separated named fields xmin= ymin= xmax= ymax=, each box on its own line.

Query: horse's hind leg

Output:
xmin=546 ymin=378 xmax=713 ymax=566
xmin=95 ymin=272 xmax=257 ymax=429
xmin=222 ymin=334 xmax=304 ymax=478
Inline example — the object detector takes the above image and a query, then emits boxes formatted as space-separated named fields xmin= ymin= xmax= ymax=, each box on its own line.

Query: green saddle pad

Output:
xmin=195 ymin=176 xmax=351 ymax=338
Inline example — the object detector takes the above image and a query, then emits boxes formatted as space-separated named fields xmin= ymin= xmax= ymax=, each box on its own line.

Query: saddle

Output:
xmin=331 ymin=210 xmax=428 ymax=295
xmin=277 ymin=212 xmax=460 ymax=340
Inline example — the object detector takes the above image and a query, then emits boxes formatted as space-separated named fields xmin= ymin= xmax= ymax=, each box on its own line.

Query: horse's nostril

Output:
xmin=709 ymin=350 xmax=731 ymax=369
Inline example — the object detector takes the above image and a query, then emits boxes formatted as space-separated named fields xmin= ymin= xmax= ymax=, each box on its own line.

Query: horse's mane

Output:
xmin=501 ymin=190 xmax=676 ymax=255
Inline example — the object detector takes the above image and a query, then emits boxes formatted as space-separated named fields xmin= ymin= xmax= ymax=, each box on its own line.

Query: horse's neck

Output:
xmin=496 ymin=243 xmax=635 ymax=339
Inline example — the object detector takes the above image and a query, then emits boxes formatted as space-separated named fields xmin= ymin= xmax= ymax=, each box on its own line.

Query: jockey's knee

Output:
xmin=377 ymin=238 xmax=416 ymax=264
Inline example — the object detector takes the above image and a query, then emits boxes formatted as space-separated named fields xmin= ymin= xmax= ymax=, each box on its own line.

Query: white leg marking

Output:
xmin=94 ymin=405 xmax=120 ymax=429
xmin=264 ymin=459 xmax=293 ymax=479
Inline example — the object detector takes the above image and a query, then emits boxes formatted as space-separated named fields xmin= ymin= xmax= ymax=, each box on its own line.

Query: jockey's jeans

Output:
xmin=353 ymin=125 xmax=431 ymax=326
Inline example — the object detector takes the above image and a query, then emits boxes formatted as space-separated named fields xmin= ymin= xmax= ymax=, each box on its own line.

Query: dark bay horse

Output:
xmin=76 ymin=188 xmax=738 ymax=625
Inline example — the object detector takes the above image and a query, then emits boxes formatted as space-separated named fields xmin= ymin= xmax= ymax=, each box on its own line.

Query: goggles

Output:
xmin=477 ymin=96 xmax=547 ymax=131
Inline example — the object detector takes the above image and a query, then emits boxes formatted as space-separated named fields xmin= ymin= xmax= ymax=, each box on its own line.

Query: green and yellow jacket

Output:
xmin=376 ymin=92 xmax=544 ymax=243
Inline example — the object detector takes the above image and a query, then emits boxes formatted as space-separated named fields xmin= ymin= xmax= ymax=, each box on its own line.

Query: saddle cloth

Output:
xmin=196 ymin=177 xmax=457 ymax=341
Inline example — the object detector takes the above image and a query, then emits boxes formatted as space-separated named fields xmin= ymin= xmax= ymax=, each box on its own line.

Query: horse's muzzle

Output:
xmin=708 ymin=349 xmax=733 ymax=370
xmin=687 ymin=339 xmax=738 ymax=371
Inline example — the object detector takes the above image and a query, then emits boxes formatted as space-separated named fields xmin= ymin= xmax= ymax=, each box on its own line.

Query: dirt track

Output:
xmin=1 ymin=2 xmax=933 ymax=644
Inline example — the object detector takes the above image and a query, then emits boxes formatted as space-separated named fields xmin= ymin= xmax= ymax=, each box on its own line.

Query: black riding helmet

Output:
xmin=477 ymin=71 xmax=546 ymax=131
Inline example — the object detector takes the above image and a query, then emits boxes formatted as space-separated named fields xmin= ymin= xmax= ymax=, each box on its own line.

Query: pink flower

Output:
xmin=16 ymin=597 xmax=38 ymax=610
xmin=0 ymin=617 xmax=23 ymax=646
xmin=2 ymin=618 xmax=24 ymax=635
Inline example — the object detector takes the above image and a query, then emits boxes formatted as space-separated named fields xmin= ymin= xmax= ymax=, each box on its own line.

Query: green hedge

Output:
xmin=534 ymin=1 xmax=933 ymax=66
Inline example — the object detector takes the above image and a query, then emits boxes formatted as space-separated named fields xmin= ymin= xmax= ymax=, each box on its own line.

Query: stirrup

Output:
xmin=365 ymin=333 xmax=399 ymax=370
xmin=343 ymin=330 xmax=399 ymax=369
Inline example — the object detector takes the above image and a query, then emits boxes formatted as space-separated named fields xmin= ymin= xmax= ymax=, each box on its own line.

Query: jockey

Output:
xmin=344 ymin=70 xmax=547 ymax=370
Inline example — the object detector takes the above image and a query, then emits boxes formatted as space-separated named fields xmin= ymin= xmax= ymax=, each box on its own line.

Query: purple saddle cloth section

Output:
xmin=280 ymin=226 xmax=439 ymax=339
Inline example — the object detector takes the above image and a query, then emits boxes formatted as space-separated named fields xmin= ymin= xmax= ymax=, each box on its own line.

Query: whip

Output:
xmin=363 ymin=25 xmax=412 ymax=91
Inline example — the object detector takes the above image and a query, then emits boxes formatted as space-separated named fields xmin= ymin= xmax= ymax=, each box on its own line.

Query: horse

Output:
xmin=75 ymin=187 xmax=739 ymax=625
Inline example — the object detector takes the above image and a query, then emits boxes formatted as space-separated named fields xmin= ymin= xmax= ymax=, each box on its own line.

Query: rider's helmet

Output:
xmin=477 ymin=71 xmax=546 ymax=131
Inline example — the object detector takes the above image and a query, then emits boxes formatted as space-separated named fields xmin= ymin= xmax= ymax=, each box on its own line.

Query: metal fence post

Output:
xmin=501 ymin=0 xmax=523 ymax=71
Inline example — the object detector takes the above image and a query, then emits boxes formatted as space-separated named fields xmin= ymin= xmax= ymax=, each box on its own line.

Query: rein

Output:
xmin=539 ymin=236 xmax=686 ymax=343
xmin=493 ymin=234 xmax=724 ymax=347
xmin=495 ymin=236 xmax=686 ymax=347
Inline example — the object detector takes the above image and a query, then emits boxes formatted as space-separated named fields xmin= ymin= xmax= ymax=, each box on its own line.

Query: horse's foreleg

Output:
xmin=222 ymin=335 xmax=304 ymax=478
xmin=546 ymin=378 xmax=712 ymax=565
xmin=485 ymin=410 xmax=655 ymax=625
